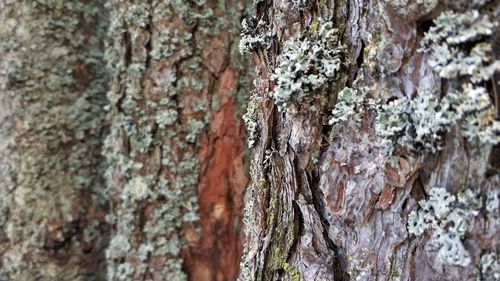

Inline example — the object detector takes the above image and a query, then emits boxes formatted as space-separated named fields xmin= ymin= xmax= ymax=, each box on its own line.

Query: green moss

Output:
xmin=310 ymin=21 xmax=320 ymax=34
xmin=283 ymin=262 xmax=300 ymax=281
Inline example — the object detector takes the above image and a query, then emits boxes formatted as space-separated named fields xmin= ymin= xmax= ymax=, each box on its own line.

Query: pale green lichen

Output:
xmin=107 ymin=234 xmax=131 ymax=260
xmin=375 ymin=84 xmax=499 ymax=155
xmin=408 ymin=187 xmax=482 ymax=267
xmin=156 ymin=109 xmax=179 ymax=128
xmin=239 ymin=18 xmax=270 ymax=54
xmin=478 ymin=252 xmax=500 ymax=281
xmin=283 ymin=262 xmax=300 ymax=281
xmin=291 ymin=0 xmax=307 ymax=10
xmin=242 ymin=89 xmax=261 ymax=148
xmin=486 ymin=191 xmax=499 ymax=213
xmin=374 ymin=9 xmax=499 ymax=155
xmin=329 ymin=87 xmax=378 ymax=127
xmin=270 ymin=19 xmax=346 ymax=112
xmin=115 ymin=262 xmax=134 ymax=280
xmin=420 ymin=10 xmax=499 ymax=83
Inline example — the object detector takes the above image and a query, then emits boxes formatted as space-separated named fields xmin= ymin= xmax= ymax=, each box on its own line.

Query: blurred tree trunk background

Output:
xmin=103 ymin=0 xmax=249 ymax=280
xmin=0 ymin=1 xmax=109 ymax=280
xmin=0 ymin=0 xmax=499 ymax=281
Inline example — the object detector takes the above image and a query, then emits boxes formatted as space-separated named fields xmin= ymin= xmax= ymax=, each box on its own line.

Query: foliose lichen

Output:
xmin=239 ymin=17 xmax=271 ymax=54
xmin=329 ymin=87 xmax=378 ymax=127
xmin=270 ymin=19 xmax=346 ymax=112
xmin=420 ymin=10 xmax=499 ymax=83
xmin=408 ymin=187 xmax=482 ymax=267
xmin=374 ymin=9 xmax=499 ymax=156
xmin=478 ymin=252 xmax=500 ymax=281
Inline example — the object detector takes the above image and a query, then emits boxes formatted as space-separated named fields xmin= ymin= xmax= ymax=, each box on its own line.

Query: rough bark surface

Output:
xmin=240 ymin=1 xmax=499 ymax=281
xmin=103 ymin=1 xmax=249 ymax=280
xmin=0 ymin=1 xmax=109 ymax=280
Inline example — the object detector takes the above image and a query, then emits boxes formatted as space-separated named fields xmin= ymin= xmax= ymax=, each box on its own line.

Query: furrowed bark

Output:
xmin=239 ymin=1 xmax=499 ymax=281
xmin=103 ymin=1 xmax=250 ymax=280
xmin=0 ymin=1 xmax=109 ymax=280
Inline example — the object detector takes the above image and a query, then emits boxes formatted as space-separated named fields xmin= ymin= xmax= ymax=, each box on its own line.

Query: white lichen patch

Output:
xmin=107 ymin=234 xmax=131 ymax=259
xmin=329 ymin=88 xmax=366 ymax=126
xmin=239 ymin=18 xmax=271 ymax=54
xmin=478 ymin=252 xmax=500 ymax=281
xmin=115 ymin=262 xmax=134 ymax=280
xmin=421 ymin=10 xmax=499 ymax=140
xmin=420 ymin=10 xmax=496 ymax=53
xmin=270 ymin=19 xmax=345 ymax=112
xmin=375 ymin=84 xmax=499 ymax=155
xmin=408 ymin=187 xmax=482 ymax=267
xmin=486 ymin=190 xmax=499 ymax=213
xmin=375 ymin=92 xmax=449 ymax=155
xmin=156 ymin=109 xmax=178 ymax=128
xmin=122 ymin=176 xmax=150 ymax=202
xmin=242 ymin=90 xmax=261 ymax=148
xmin=374 ymin=7 xmax=500 ymax=156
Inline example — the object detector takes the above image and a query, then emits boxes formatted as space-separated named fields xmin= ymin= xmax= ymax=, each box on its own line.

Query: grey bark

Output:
xmin=239 ymin=1 xmax=499 ymax=281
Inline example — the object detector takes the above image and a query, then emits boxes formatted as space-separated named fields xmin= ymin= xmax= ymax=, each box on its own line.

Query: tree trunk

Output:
xmin=103 ymin=1 xmax=249 ymax=280
xmin=0 ymin=1 xmax=109 ymax=280
xmin=239 ymin=1 xmax=499 ymax=281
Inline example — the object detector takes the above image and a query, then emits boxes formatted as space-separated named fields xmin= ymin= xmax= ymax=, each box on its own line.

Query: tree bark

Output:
xmin=103 ymin=1 xmax=249 ymax=280
xmin=239 ymin=1 xmax=499 ymax=281
xmin=0 ymin=1 xmax=109 ymax=280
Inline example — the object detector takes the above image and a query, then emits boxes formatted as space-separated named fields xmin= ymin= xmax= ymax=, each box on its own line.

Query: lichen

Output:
xmin=103 ymin=0 xmax=246 ymax=279
xmin=375 ymin=86 xmax=498 ymax=155
xmin=242 ymin=89 xmax=261 ymax=148
xmin=374 ymin=9 xmax=500 ymax=155
xmin=115 ymin=262 xmax=134 ymax=280
xmin=239 ymin=17 xmax=270 ymax=54
xmin=0 ymin=1 xmax=109 ymax=279
xmin=270 ymin=19 xmax=346 ymax=112
xmin=478 ymin=252 xmax=500 ymax=281
xmin=408 ymin=187 xmax=482 ymax=267
xmin=329 ymin=87 xmax=377 ymax=127
xmin=486 ymin=190 xmax=499 ymax=213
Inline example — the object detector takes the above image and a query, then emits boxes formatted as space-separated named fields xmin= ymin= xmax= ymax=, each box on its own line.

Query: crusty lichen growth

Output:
xmin=270 ymin=19 xmax=346 ymax=112
xmin=408 ymin=187 xmax=482 ymax=266
xmin=0 ymin=1 xmax=109 ymax=280
xmin=238 ymin=152 xmax=265 ymax=281
xmin=104 ymin=0 xmax=245 ymax=279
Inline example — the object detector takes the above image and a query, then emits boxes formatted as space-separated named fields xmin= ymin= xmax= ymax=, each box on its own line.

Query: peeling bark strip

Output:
xmin=0 ymin=1 xmax=109 ymax=280
xmin=240 ymin=1 xmax=499 ymax=281
xmin=103 ymin=0 xmax=249 ymax=280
